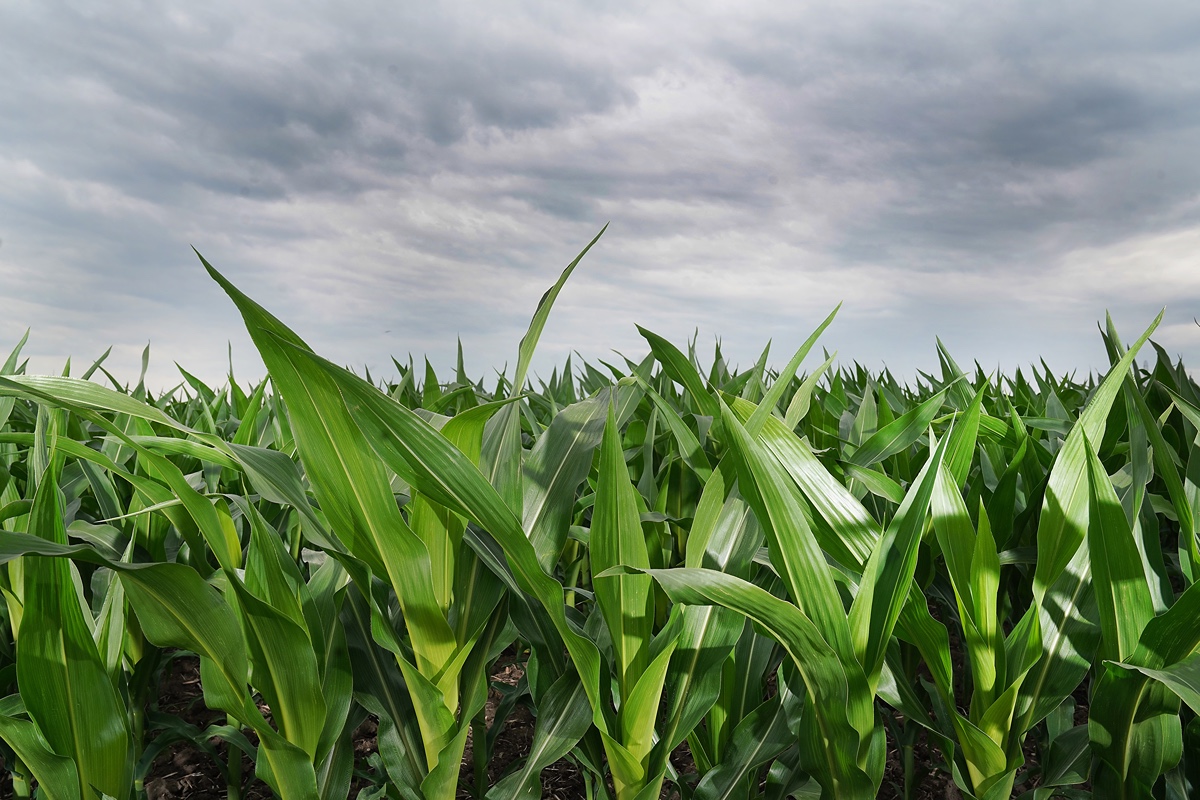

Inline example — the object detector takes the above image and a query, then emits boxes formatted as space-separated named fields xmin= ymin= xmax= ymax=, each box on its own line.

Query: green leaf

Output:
xmin=522 ymin=384 xmax=640 ymax=570
xmin=1118 ymin=653 xmax=1200 ymax=717
xmin=638 ymin=326 xmax=720 ymax=419
xmin=745 ymin=305 xmax=840 ymax=438
xmin=1018 ymin=312 xmax=1162 ymax=734
xmin=848 ymin=388 xmax=948 ymax=468
xmin=1033 ymin=311 xmax=1163 ymax=593
xmin=693 ymin=694 xmax=794 ymax=800
xmin=19 ymin=463 xmax=131 ymax=799
xmin=641 ymin=566 xmax=875 ymax=798
xmin=849 ymin=425 xmax=950 ymax=687
xmin=593 ymin=400 xmax=654 ymax=695
xmin=944 ymin=384 xmax=985 ymax=487
xmin=0 ymin=703 xmax=83 ymax=800
xmin=727 ymin=397 xmax=879 ymax=572
xmin=843 ymin=464 xmax=905 ymax=505
xmin=1084 ymin=436 xmax=1155 ymax=663
xmin=635 ymin=376 xmax=712 ymax=482
xmin=784 ymin=352 xmax=836 ymax=431
xmin=229 ymin=580 xmax=327 ymax=758
xmin=486 ymin=673 xmax=592 ymax=800
xmin=202 ymin=254 xmax=457 ymax=682
xmin=718 ymin=399 xmax=864 ymax=699
xmin=511 ymin=226 xmax=607 ymax=395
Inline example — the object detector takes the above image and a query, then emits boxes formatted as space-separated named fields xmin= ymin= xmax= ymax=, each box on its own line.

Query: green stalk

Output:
xmin=705 ymin=656 xmax=736 ymax=758
xmin=10 ymin=758 xmax=31 ymax=800
xmin=224 ymin=714 xmax=243 ymax=800
xmin=901 ymin=728 xmax=916 ymax=800
xmin=471 ymin=709 xmax=489 ymax=799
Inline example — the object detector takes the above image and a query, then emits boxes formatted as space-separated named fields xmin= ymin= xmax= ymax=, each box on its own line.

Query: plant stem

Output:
xmin=11 ymin=758 xmax=31 ymax=800
xmin=471 ymin=710 xmax=489 ymax=799
xmin=225 ymin=715 xmax=243 ymax=800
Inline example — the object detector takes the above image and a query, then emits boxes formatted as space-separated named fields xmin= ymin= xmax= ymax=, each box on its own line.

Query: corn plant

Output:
xmin=1 ymin=233 xmax=1200 ymax=800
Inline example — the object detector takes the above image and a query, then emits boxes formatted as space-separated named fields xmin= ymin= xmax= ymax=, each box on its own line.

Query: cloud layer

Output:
xmin=2 ymin=0 xmax=1198 ymax=389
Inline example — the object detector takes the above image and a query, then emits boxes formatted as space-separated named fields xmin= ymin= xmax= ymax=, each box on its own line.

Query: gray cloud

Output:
xmin=1 ymin=0 xmax=1198 ymax=389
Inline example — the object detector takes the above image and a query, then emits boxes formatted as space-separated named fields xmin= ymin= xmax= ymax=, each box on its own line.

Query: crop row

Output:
xmin=1 ymin=238 xmax=1199 ymax=799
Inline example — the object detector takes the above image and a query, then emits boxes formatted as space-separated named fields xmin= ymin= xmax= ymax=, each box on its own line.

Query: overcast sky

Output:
xmin=3 ymin=1 xmax=1199 ymax=391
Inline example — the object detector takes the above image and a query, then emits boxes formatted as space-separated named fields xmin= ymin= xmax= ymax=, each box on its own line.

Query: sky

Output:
xmin=2 ymin=0 xmax=1199 ymax=391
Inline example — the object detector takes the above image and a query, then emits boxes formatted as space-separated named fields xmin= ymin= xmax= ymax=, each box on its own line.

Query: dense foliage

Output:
xmin=1 ymin=238 xmax=1199 ymax=800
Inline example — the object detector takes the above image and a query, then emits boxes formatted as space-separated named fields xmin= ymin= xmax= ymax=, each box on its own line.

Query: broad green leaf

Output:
xmin=1018 ymin=312 xmax=1162 ymax=733
xmin=0 ymin=706 xmax=82 ymax=800
xmin=593 ymin=401 xmax=654 ymax=695
xmin=1119 ymin=653 xmax=1200 ymax=717
xmin=639 ymin=326 xmax=720 ymax=419
xmin=522 ymin=384 xmax=641 ymax=570
xmin=693 ymin=694 xmax=793 ymax=800
xmin=784 ymin=352 xmax=836 ymax=431
xmin=341 ymin=587 xmax=426 ymax=789
xmin=202 ymin=255 xmax=456 ymax=680
xmin=1033 ymin=311 xmax=1162 ymax=593
xmin=718 ymin=399 xmax=863 ymax=701
xmin=229 ymin=580 xmax=327 ymax=758
xmin=486 ymin=673 xmax=591 ymax=800
xmin=19 ymin=463 xmax=130 ymax=800
xmin=944 ymin=383 xmax=985 ymax=486
xmin=640 ymin=566 xmax=874 ymax=798
xmin=727 ymin=397 xmax=878 ymax=572
xmin=1085 ymin=436 xmax=1155 ymax=663
xmin=619 ymin=636 xmax=678 ymax=776
xmin=635 ymin=376 xmax=713 ymax=482
xmin=848 ymin=388 xmax=948 ymax=468
xmin=1089 ymin=550 xmax=1200 ymax=795
xmin=849 ymin=426 xmax=950 ymax=686
xmin=843 ymin=464 xmax=904 ymax=504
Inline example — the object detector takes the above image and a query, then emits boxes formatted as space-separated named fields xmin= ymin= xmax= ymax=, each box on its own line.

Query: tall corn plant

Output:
xmin=603 ymin=325 xmax=950 ymax=797
xmin=1088 ymin=380 xmax=1200 ymax=798
xmin=0 ymin=374 xmax=357 ymax=800
xmin=193 ymin=229 xmax=690 ymax=800
xmin=4 ymin=235 xmax=1200 ymax=800
xmin=194 ymin=264 xmax=512 ymax=800
xmin=207 ymin=256 xmax=709 ymax=799
xmin=882 ymin=315 xmax=1164 ymax=799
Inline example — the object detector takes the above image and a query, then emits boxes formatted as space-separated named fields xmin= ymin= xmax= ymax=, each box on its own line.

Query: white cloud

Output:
xmin=1 ymin=0 xmax=1199 ymax=389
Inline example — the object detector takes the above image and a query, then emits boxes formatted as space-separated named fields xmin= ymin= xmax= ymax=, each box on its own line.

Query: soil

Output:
xmin=145 ymin=655 xmax=274 ymax=800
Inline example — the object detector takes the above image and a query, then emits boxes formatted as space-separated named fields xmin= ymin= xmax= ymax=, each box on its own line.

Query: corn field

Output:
xmin=2 ymin=236 xmax=1200 ymax=800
